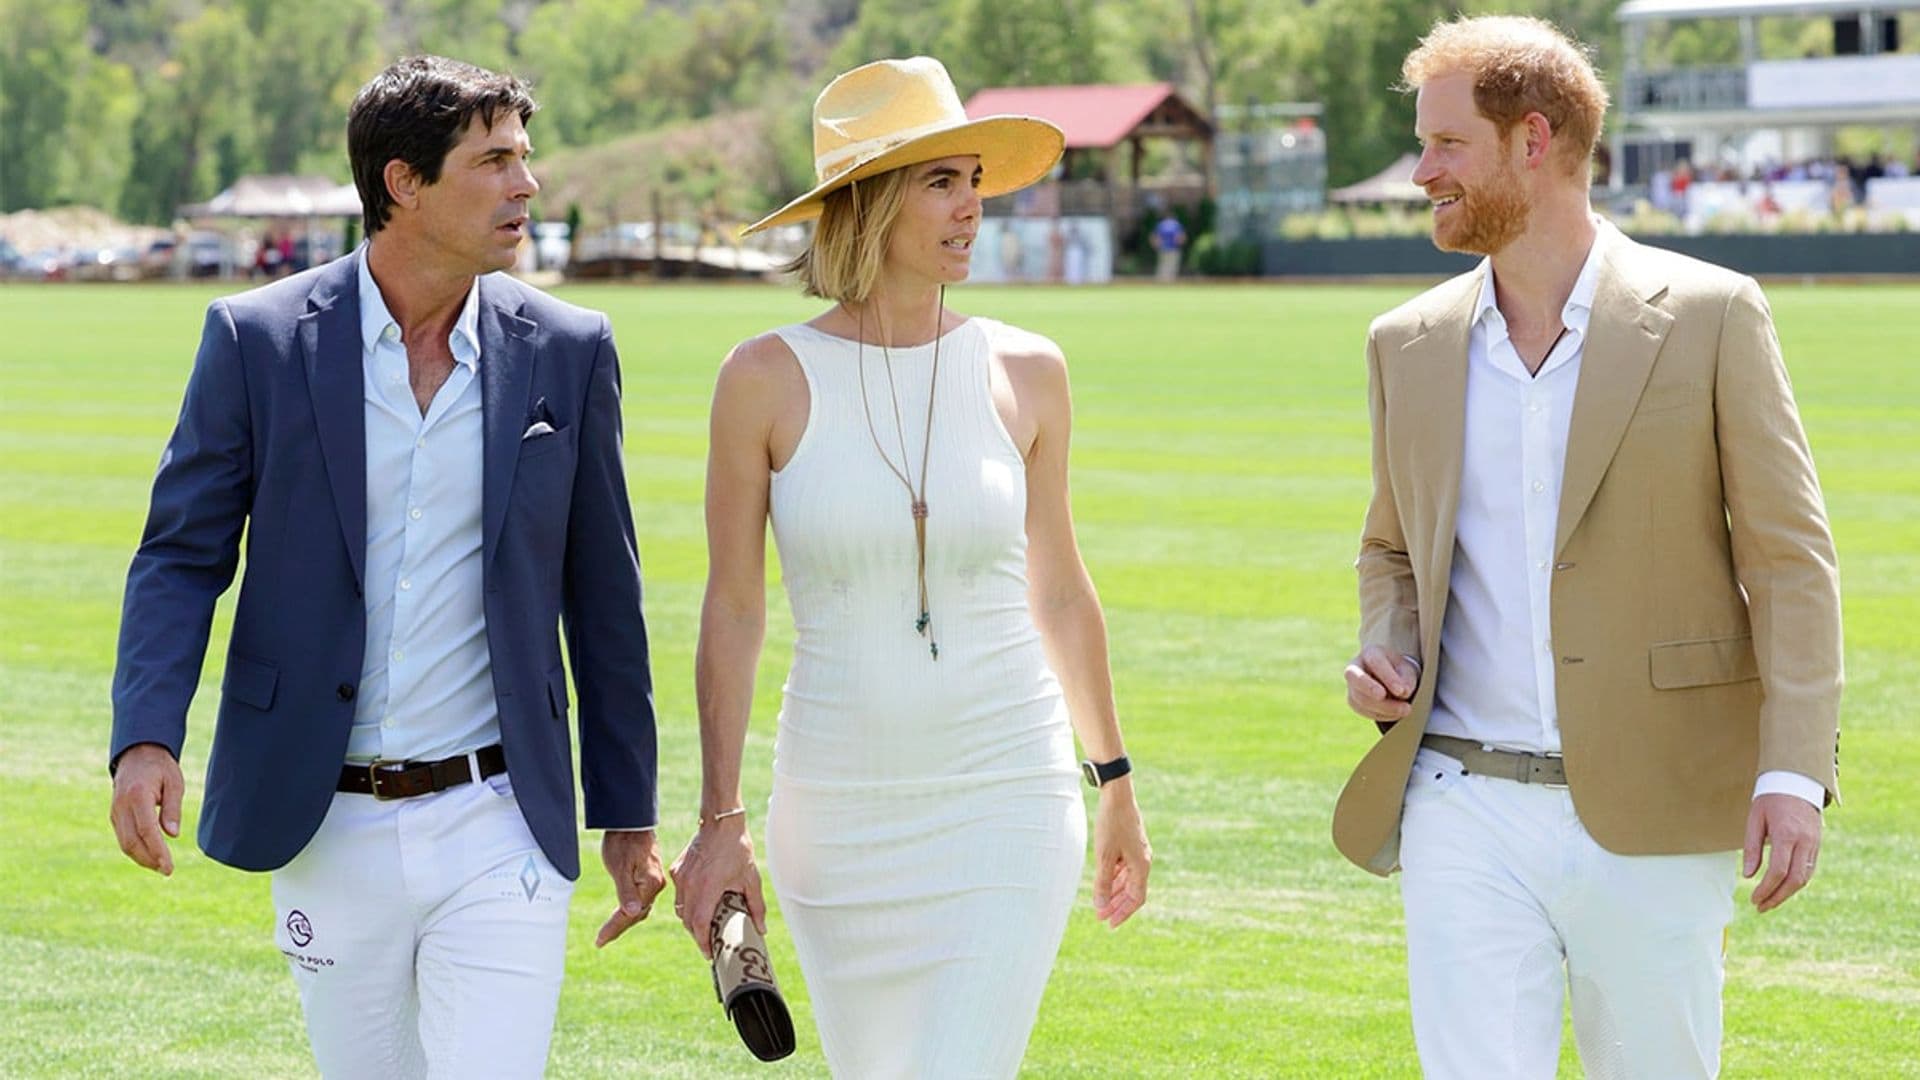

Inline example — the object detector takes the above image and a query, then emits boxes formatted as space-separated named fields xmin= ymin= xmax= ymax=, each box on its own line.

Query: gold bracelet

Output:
xmin=699 ymin=806 xmax=747 ymax=827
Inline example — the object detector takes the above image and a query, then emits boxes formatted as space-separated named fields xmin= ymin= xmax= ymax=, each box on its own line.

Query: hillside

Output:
xmin=530 ymin=107 xmax=797 ymax=232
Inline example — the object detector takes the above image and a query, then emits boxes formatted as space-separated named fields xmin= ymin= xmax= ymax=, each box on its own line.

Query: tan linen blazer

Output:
xmin=1333 ymin=228 xmax=1843 ymax=876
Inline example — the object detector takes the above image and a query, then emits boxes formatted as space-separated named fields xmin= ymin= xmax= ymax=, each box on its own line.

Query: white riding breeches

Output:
xmin=270 ymin=771 xmax=573 ymax=1079
xmin=1398 ymin=748 xmax=1737 ymax=1079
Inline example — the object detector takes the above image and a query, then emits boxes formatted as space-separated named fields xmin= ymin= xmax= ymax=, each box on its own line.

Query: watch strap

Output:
xmin=1081 ymin=754 xmax=1132 ymax=787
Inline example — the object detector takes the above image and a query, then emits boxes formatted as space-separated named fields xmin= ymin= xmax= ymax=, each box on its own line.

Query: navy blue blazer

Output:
xmin=111 ymin=253 xmax=657 ymax=879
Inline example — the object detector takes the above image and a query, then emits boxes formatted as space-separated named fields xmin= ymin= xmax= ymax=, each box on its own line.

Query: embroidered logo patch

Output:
xmin=518 ymin=856 xmax=541 ymax=902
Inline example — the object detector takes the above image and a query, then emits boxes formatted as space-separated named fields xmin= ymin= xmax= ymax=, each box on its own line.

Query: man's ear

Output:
xmin=383 ymin=159 xmax=421 ymax=212
xmin=1520 ymin=112 xmax=1554 ymax=170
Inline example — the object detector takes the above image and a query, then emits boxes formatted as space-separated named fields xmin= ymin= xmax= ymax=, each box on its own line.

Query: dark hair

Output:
xmin=347 ymin=56 xmax=537 ymax=238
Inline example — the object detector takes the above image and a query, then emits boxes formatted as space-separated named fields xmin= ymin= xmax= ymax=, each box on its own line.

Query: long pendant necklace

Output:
xmin=854 ymin=286 xmax=944 ymax=660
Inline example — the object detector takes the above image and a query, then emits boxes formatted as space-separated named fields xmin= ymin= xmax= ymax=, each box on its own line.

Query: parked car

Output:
xmin=21 ymin=248 xmax=74 ymax=281
xmin=574 ymin=221 xmax=699 ymax=263
xmin=185 ymin=231 xmax=226 ymax=278
xmin=141 ymin=236 xmax=179 ymax=278
xmin=532 ymin=221 xmax=571 ymax=270
xmin=67 ymin=246 xmax=144 ymax=282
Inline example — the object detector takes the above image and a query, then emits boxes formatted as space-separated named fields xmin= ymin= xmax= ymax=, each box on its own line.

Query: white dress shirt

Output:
xmin=1427 ymin=221 xmax=1820 ymax=807
xmin=346 ymin=249 xmax=499 ymax=763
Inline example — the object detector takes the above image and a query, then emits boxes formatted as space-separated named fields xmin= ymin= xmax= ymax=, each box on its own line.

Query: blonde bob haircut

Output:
xmin=782 ymin=167 xmax=914 ymax=304
xmin=1401 ymin=15 xmax=1610 ymax=179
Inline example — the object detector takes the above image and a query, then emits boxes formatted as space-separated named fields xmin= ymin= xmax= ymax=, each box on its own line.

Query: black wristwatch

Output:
xmin=1080 ymin=755 xmax=1132 ymax=788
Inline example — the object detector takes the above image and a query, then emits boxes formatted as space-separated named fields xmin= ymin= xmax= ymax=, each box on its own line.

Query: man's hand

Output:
xmin=595 ymin=830 xmax=667 ymax=947
xmin=110 ymin=743 xmax=184 ymax=875
xmin=1744 ymin=793 xmax=1822 ymax=913
xmin=668 ymin=816 xmax=765 ymax=960
xmin=1344 ymin=645 xmax=1418 ymax=726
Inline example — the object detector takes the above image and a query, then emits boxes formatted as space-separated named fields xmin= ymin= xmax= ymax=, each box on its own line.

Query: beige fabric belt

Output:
xmin=1420 ymin=733 xmax=1568 ymax=786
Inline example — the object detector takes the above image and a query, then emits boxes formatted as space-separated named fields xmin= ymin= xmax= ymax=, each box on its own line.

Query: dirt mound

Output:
xmin=1 ymin=206 xmax=172 ymax=253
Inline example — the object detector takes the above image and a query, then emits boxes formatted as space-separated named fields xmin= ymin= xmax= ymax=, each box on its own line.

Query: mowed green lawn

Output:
xmin=0 ymin=279 xmax=1914 ymax=1078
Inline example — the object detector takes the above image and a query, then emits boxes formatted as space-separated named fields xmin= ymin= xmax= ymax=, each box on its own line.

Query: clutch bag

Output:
xmin=708 ymin=890 xmax=796 ymax=1062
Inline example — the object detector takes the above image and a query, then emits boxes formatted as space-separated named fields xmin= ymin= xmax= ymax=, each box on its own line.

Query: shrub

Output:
xmin=1188 ymin=232 xmax=1261 ymax=276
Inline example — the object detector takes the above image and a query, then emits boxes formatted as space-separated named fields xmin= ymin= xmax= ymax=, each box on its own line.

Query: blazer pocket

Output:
xmin=545 ymin=665 xmax=571 ymax=720
xmin=223 ymin=653 xmax=280 ymax=709
xmin=519 ymin=424 xmax=574 ymax=461
xmin=1649 ymin=635 xmax=1759 ymax=689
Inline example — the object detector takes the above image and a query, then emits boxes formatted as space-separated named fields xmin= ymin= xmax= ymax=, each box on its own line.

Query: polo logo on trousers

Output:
xmin=286 ymin=909 xmax=314 ymax=947
xmin=518 ymin=856 xmax=541 ymax=902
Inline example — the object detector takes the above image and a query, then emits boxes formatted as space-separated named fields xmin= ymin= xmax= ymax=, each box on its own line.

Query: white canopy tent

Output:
xmin=178 ymin=175 xmax=361 ymax=219
xmin=1328 ymin=153 xmax=1426 ymax=205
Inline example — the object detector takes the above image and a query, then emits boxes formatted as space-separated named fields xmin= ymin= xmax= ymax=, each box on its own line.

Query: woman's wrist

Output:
xmin=698 ymin=800 xmax=748 ymax=827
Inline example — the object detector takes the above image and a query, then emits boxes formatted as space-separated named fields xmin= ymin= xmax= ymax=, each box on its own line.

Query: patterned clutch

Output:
xmin=708 ymin=890 xmax=797 ymax=1061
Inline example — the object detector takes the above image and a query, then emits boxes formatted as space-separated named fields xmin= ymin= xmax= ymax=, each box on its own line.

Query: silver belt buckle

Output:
xmin=1520 ymin=751 xmax=1568 ymax=788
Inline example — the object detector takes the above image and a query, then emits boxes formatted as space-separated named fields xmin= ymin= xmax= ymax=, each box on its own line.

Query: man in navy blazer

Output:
xmin=108 ymin=57 xmax=663 ymax=1076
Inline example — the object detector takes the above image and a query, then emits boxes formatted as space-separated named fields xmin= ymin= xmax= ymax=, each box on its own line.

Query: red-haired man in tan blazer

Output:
xmin=1333 ymin=16 xmax=1842 ymax=1080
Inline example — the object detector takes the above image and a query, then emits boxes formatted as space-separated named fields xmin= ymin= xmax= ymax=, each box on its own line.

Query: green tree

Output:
xmin=402 ymin=0 xmax=512 ymax=71
xmin=1105 ymin=0 xmax=1315 ymax=118
xmin=765 ymin=79 xmax=821 ymax=204
xmin=949 ymin=0 xmax=1107 ymax=90
xmin=1761 ymin=17 xmax=1838 ymax=60
xmin=1305 ymin=0 xmax=1453 ymax=187
xmin=84 ymin=0 xmax=176 ymax=63
xmin=1639 ymin=19 xmax=1743 ymax=67
xmin=1206 ymin=0 xmax=1319 ymax=114
xmin=121 ymin=5 xmax=257 ymax=223
xmin=0 ymin=0 xmax=89 ymax=211
xmin=57 ymin=57 xmax=141 ymax=211
xmin=675 ymin=0 xmax=785 ymax=117
xmin=519 ymin=0 xmax=687 ymax=146
xmin=828 ymin=0 xmax=958 ymax=72
xmin=241 ymin=0 xmax=382 ymax=174
xmin=1472 ymin=0 xmax=1621 ymax=73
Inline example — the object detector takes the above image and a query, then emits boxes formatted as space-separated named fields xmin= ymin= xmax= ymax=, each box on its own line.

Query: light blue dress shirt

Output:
xmin=346 ymin=249 xmax=499 ymax=762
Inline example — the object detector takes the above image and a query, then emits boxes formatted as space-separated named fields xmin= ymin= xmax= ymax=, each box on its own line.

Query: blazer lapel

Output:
xmin=1400 ymin=270 xmax=1480 ymax=648
xmin=299 ymin=257 xmax=367 ymax=593
xmin=1555 ymin=240 xmax=1675 ymax=555
xmin=1338 ymin=267 xmax=1480 ymax=876
xmin=479 ymin=281 xmax=538 ymax=566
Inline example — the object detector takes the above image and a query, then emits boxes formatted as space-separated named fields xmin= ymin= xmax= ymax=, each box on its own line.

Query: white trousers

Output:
xmin=1398 ymin=748 xmax=1737 ymax=1080
xmin=271 ymin=771 xmax=573 ymax=1079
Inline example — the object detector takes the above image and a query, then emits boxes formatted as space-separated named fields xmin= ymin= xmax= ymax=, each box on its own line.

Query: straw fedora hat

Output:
xmin=741 ymin=56 xmax=1064 ymax=235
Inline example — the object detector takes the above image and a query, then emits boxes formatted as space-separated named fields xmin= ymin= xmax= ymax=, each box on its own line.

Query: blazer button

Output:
xmin=336 ymin=683 xmax=356 ymax=702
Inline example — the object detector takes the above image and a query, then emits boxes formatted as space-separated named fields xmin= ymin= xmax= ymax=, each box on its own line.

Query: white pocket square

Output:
xmin=521 ymin=421 xmax=556 ymax=441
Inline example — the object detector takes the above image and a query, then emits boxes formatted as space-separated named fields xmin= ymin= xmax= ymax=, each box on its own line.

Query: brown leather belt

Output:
xmin=1421 ymin=733 xmax=1567 ymax=786
xmin=338 ymin=744 xmax=507 ymax=800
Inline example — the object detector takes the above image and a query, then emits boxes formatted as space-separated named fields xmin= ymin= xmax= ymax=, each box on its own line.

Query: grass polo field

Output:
xmin=1 ymin=280 xmax=1914 ymax=1077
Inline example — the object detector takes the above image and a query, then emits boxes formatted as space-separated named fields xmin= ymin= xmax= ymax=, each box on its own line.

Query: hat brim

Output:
xmin=740 ymin=115 xmax=1064 ymax=236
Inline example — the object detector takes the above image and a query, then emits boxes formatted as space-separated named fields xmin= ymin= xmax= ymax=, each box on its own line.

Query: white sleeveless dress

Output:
xmin=763 ymin=318 xmax=1087 ymax=1079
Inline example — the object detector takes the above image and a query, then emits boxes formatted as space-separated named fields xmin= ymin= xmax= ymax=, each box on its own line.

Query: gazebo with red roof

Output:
xmin=963 ymin=82 xmax=1213 ymax=230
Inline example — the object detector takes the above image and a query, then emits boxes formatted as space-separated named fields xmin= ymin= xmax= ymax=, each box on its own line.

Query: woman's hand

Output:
xmin=668 ymin=815 xmax=767 ymax=958
xmin=1091 ymin=778 xmax=1150 ymax=928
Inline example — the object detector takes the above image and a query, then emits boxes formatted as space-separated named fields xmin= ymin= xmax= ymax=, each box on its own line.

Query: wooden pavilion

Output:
xmin=962 ymin=83 xmax=1214 ymax=230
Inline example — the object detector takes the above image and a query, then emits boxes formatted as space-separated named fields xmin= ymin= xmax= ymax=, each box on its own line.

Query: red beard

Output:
xmin=1431 ymin=158 xmax=1531 ymax=256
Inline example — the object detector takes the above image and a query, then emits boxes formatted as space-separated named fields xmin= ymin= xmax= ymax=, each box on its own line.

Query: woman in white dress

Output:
xmin=668 ymin=57 xmax=1151 ymax=1078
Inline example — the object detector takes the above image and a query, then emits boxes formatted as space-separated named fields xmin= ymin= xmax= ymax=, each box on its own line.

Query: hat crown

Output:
xmin=740 ymin=56 xmax=1062 ymax=235
xmin=812 ymin=57 xmax=968 ymax=183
